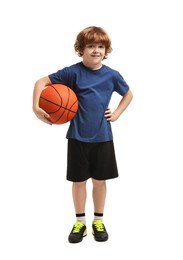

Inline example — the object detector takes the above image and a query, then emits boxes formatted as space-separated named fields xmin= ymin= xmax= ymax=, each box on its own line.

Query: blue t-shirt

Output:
xmin=48 ymin=62 xmax=129 ymax=142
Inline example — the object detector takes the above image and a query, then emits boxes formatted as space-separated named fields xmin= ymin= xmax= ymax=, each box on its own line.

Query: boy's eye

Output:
xmin=87 ymin=44 xmax=105 ymax=48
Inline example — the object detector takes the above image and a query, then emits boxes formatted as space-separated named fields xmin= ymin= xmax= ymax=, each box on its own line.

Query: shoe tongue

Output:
xmin=73 ymin=222 xmax=83 ymax=232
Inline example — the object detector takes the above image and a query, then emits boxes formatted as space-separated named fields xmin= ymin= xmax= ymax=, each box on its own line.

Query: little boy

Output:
xmin=32 ymin=26 xmax=133 ymax=243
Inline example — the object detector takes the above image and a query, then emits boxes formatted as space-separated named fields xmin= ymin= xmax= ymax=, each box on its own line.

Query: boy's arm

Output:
xmin=32 ymin=76 xmax=53 ymax=124
xmin=105 ymin=89 xmax=133 ymax=122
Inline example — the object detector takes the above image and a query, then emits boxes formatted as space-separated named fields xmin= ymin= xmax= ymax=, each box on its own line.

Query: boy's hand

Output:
xmin=33 ymin=106 xmax=52 ymax=125
xmin=105 ymin=108 xmax=118 ymax=122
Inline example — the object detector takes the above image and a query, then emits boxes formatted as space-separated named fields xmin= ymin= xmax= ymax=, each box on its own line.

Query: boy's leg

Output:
xmin=91 ymin=178 xmax=108 ymax=242
xmin=72 ymin=181 xmax=87 ymax=213
xmin=92 ymin=179 xmax=106 ymax=213
xmin=68 ymin=181 xmax=87 ymax=243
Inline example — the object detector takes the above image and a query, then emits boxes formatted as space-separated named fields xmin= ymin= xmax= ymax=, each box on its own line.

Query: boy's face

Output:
xmin=82 ymin=43 xmax=106 ymax=70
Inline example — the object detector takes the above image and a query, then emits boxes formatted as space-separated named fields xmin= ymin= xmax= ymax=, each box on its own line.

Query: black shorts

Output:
xmin=66 ymin=139 xmax=119 ymax=182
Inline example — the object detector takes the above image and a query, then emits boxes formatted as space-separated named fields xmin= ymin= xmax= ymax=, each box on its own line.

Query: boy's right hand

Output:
xmin=33 ymin=106 xmax=52 ymax=125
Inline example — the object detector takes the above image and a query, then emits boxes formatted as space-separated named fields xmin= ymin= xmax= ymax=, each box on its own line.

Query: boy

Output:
xmin=32 ymin=26 xmax=133 ymax=243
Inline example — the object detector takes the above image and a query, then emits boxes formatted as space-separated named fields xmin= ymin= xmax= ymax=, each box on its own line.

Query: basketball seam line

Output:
xmin=40 ymin=96 xmax=77 ymax=113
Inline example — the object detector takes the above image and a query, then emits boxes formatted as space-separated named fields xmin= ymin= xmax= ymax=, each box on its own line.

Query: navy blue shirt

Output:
xmin=48 ymin=62 xmax=129 ymax=142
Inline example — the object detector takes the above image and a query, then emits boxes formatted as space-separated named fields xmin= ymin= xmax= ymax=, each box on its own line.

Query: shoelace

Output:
xmin=93 ymin=220 xmax=104 ymax=231
xmin=73 ymin=222 xmax=84 ymax=233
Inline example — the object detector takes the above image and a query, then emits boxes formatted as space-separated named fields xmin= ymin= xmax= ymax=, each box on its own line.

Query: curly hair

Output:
xmin=74 ymin=26 xmax=112 ymax=59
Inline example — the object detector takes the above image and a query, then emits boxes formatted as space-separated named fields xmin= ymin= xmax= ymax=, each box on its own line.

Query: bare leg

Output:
xmin=92 ymin=178 xmax=106 ymax=213
xmin=72 ymin=181 xmax=87 ymax=213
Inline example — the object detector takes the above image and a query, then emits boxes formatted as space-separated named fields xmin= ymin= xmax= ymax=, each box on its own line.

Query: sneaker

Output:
xmin=68 ymin=221 xmax=87 ymax=243
xmin=92 ymin=220 xmax=109 ymax=242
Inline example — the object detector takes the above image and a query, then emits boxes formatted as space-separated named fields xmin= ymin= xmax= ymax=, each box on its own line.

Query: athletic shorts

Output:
xmin=66 ymin=139 xmax=119 ymax=182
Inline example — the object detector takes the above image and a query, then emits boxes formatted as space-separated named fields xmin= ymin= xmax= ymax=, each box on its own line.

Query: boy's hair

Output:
xmin=74 ymin=26 xmax=112 ymax=59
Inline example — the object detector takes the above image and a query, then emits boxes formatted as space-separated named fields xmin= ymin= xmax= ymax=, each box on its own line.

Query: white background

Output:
xmin=0 ymin=0 xmax=183 ymax=259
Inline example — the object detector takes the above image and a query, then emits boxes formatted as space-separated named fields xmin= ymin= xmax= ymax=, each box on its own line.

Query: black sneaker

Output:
xmin=68 ymin=221 xmax=87 ymax=243
xmin=92 ymin=220 xmax=109 ymax=242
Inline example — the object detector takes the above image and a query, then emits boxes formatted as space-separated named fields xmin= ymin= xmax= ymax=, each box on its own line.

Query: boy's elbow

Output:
xmin=126 ymin=89 xmax=133 ymax=101
xmin=130 ymin=90 xmax=133 ymax=100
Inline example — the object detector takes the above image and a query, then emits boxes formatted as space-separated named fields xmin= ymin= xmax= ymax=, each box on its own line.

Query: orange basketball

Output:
xmin=39 ymin=84 xmax=78 ymax=124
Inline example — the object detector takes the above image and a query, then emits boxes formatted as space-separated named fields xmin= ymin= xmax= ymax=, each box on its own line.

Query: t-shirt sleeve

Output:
xmin=114 ymin=72 xmax=129 ymax=96
xmin=48 ymin=67 xmax=70 ymax=86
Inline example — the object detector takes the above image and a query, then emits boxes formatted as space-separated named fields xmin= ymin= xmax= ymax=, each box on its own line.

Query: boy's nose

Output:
xmin=93 ymin=47 xmax=99 ymax=52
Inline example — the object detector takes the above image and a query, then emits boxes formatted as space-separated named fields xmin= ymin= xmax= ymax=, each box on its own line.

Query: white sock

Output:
xmin=93 ymin=213 xmax=103 ymax=222
xmin=76 ymin=215 xmax=86 ymax=225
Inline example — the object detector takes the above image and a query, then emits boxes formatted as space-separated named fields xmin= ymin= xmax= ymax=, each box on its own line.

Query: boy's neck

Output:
xmin=82 ymin=61 xmax=102 ymax=70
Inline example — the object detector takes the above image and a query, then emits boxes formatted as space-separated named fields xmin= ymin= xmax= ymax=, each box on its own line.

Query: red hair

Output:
xmin=74 ymin=26 xmax=112 ymax=59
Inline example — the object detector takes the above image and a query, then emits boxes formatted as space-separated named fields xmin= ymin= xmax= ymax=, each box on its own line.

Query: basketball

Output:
xmin=39 ymin=84 xmax=78 ymax=124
